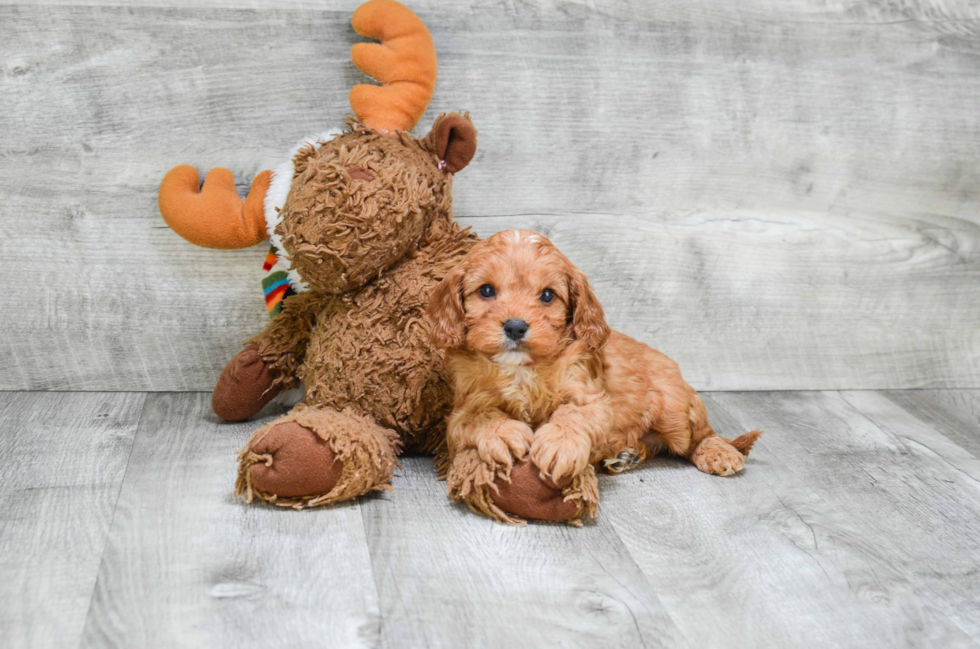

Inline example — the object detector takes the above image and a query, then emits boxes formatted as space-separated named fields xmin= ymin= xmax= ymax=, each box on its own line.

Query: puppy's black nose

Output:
xmin=503 ymin=319 xmax=529 ymax=341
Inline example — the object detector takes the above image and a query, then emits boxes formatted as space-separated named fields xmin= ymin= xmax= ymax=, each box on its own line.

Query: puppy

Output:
xmin=427 ymin=230 xmax=761 ymax=523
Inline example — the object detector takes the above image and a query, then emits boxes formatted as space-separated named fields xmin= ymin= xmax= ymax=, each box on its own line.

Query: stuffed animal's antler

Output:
xmin=349 ymin=0 xmax=437 ymax=133
xmin=158 ymin=1 xmax=434 ymax=250
xmin=158 ymin=166 xmax=270 ymax=249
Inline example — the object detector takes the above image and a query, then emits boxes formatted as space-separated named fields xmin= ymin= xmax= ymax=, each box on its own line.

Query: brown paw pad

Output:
xmin=248 ymin=422 xmax=342 ymax=498
xmin=490 ymin=459 xmax=579 ymax=521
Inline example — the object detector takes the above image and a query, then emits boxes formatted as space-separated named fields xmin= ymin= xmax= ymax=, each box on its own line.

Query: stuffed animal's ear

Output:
xmin=427 ymin=263 xmax=467 ymax=348
xmin=426 ymin=113 xmax=478 ymax=174
xmin=567 ymin=266 xmax=610 ymax=351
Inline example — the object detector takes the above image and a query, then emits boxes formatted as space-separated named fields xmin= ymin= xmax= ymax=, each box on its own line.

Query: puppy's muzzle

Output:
xmin=503 ymin=319 xmax=529 ymax=342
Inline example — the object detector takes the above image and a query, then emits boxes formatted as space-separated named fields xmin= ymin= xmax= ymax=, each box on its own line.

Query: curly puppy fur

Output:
xmin=427 ymin=230 xmax=762 ymax=523
xmin=228 ymin=115 xmax=479 ymax=508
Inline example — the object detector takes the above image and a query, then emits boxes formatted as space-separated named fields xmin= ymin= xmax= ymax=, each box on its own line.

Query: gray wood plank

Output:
xmin=603 ymin=390 xmax=980 ymax=647
xmin=4 ymin=388 xmax=980 ymax=646
xmin=359 ymin=455 xmax=687 ymax=648
xmin=79 ymin=393 xmax=382 ymax=648
xmin=840 ymin=390 xmax=980 ymax=483
xmin=878 ymin=390 xmax=980 ymax=460
xmin=715 ymin=390 xmax=980 ymax=645
xmin=0 ymin=391 xmax=146 ymax=649
xmin=3 ymin=0 xmax=979 ymax=26
xmin=1 ymin=1 xmax=979 ymax=390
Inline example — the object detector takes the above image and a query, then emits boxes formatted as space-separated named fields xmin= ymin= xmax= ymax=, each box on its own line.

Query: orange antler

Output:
xmin=349 ymin=0 xmax=437 ymax=133
xmin=159 ymin=166 xmax=270 ymax=250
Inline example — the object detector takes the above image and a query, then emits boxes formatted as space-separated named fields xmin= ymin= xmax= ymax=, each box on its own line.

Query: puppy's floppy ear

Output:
xmin=567 ymin=266 xmax=610 ymax=351
xmin=427 ymin=263 xmax=467 ymax=348
xmin=425 ymin=112 xmax=477 ymax=174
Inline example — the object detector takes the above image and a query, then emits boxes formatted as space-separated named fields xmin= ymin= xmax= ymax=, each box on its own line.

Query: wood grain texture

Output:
xmin=0 ymin=391 xmax=145 ymax=649
xmin=3 ymin=0 xmax=979 ymax=27
xmin=2 ymin=0 xmax=980 ymax=390
xmin=878 ymin=389 xmax=980 ymax=459
xmin=360 ymin=455 xmax=686 ymax=648
xmin=602 ymin=390 xmax=980 ymax=647
xmin=3 ymin=389 xmax=980 ymax=645
xmin=840 ymin=390 xmax=980 ymax=481
xmin=79 ymin=393 xmax=382 ymax=648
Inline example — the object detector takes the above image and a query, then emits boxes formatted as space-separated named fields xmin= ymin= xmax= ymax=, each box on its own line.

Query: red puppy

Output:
xmin=427 ymin=230 xmax=762 ymax=524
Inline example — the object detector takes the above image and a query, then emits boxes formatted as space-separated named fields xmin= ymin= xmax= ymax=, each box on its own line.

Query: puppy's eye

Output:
xmin=540 ymin=288 xmax=555 ymax=304
xmin=478 ymin=284 xmax=496 ymax=299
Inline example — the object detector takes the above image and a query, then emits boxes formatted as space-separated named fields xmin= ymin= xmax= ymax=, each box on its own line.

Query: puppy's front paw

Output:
xmin=530 ymin=423 xmax=591 ymax=486
xmin=477 ymin=419 xmax=534 ymax=469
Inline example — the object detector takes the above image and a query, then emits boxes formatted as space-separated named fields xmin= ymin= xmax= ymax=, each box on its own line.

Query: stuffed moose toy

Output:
xmin=158 ymin=0 xmax=593 ymax=523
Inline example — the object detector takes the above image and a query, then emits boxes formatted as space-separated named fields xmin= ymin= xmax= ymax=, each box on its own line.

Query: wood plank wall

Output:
xmin=1 ymin=0 xmax=978 ymax=390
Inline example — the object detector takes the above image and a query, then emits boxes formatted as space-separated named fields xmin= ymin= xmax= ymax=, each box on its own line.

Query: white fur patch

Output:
xmin=493 ymin=352 xmax=538 ymax=421
xmin=501 ymin=229 xmax=542 ymax=245
xmin=500 ymin=364 xmax=535 ymax=390
xmin=264 ymin=129 xmax=343 ymax=292
xmin=493 ymin=350 xmax=532 ymax=366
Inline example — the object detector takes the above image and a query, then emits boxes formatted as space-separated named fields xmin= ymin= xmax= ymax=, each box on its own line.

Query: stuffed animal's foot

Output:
xmin=690 ymin=435 xmax=746 ymax=477
xmin=213 ymin=345 xmax=282 ymax=421
xmin=240 ymin=421 xmax=342 ymax=499
xmin=491 ymin=459 xmax=598 ymax=525
xmin=446 ymin=451 xmax=597 ymax=525
xmin=236 ymin=404 xmax=400 ymax=508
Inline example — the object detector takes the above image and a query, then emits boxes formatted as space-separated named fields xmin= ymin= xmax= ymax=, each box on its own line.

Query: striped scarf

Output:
xmin=261 ymin=246 xmax=296 ymax=317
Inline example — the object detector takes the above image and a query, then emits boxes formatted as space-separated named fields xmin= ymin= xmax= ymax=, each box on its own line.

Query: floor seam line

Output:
xmin=76 ymin=391 xmax=151 ymax=648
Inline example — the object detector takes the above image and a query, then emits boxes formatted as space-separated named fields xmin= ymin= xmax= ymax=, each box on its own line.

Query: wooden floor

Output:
xmin=2 ymin=390 xmax=979 ymax=648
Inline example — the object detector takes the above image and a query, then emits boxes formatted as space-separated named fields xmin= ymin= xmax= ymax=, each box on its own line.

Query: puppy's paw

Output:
xmin=602 ymin=447 xmax=642 ymax=474
xmin=477 ymin=419 xmax=534 ymax=469
xmin=530 ymin=423 xmax=591 ymax=486
xmin=691 ymin=436 xmax=745 ymax=476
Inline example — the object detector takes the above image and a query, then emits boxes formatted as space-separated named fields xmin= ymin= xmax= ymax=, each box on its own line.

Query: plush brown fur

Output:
xmin=427 ymin=230 xmax=763 ymax=524
xmin=276 ymin=121 xmax=454 ymax=295
xmin=223 ymin=115 xmax=479 ymax=508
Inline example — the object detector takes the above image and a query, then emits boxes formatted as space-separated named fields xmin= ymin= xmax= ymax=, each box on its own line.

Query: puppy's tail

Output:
xmin=725 ymin=430 xmax=763 ymax=456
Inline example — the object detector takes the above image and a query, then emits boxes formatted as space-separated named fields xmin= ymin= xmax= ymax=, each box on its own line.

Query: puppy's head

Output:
xmin=428 ymin=230 xmax=610 ymax=362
